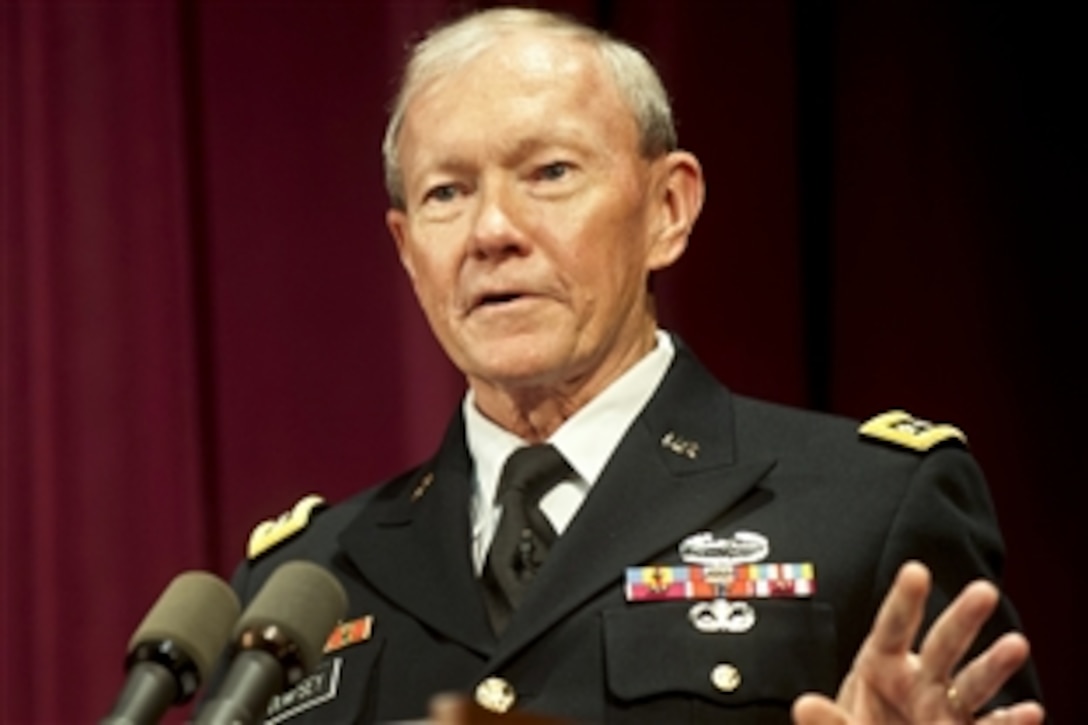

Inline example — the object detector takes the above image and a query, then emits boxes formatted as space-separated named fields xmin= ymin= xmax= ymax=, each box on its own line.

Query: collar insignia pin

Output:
xmin=411 ymin=472 xmax=435 ymax=502
xmin=661 ymin=431 xmax=700 ymax=459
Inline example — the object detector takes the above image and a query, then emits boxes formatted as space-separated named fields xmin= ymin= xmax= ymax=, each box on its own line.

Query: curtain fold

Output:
xmin=2 ymin=1 xmax=210 ymax=720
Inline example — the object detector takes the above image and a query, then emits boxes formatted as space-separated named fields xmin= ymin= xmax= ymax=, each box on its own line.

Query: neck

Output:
xmin=469 ymin=327 xmax=659 ymax=442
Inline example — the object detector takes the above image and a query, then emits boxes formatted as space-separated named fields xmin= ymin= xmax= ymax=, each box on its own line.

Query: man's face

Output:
xmin=387 ymin=34 xmax=692 ymax=401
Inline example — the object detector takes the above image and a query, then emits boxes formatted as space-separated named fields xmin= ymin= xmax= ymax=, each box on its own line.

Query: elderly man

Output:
xmin=223 ymin=7 xmax=1044 ymax=724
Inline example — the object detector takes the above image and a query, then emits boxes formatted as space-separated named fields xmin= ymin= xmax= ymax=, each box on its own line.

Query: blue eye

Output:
xmin=424 ymin=184 xmax=459 ymax=203
xmin=537 ymin=162 xmax=570 ymax=181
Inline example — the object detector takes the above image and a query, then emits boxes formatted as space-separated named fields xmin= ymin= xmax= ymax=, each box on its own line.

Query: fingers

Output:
xmin=952 ymin=632 xmax=1033 ymax=713
xmin=864 ymin=560 xmax=931 ymax=658
xmin=836 ymin=561 xmax=1038 ymax=723
xmin=919 ymin=578 xmax=999 ymax=682
xmin=977 ymin=701 xmax=1046 ymax=725
xmin=791 ymin=693 xmax=849 ymax=725
xmin=917 ymin=572 xmax=1035 ymax=719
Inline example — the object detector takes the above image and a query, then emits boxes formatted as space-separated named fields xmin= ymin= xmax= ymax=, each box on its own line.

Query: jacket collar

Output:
xmin=338 ymin=339 xmax=775 ymax=662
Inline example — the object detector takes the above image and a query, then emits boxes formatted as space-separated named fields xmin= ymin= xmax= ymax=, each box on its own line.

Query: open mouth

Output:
xmin=479 ymin=292 xmax=523 ymax=306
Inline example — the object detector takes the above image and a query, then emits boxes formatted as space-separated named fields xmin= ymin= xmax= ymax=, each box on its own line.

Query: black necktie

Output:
xmin=481 ymin=444 xmax=572 ymax=634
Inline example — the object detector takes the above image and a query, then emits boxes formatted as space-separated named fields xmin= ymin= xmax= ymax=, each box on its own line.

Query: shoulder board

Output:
xmin=247 ymin=494 xmax=327 ymax=560
xmin=858 ymin=409 xmax=967 ymax=452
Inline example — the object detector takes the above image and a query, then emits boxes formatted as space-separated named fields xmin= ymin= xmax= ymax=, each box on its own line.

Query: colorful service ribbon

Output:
xmin=625 ymin=562 xmax=816 ymax=603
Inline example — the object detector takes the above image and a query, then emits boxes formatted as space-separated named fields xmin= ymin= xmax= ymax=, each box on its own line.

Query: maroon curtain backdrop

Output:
xmin=1 ymin=1 xmax=1079 ymax=721
xmin=2 ymin=2 xmax=212 ymax=720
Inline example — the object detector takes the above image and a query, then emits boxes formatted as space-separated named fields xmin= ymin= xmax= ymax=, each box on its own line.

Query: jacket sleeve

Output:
xmin=874 ymin=446 xmax=1044 ymax=710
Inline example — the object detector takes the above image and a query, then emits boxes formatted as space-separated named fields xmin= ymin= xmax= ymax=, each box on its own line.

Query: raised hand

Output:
xmin=792 ymin=561 xmax=1044 ymax=724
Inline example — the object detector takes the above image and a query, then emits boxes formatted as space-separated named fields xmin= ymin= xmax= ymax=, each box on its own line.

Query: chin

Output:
xmin=464 ymin=344 xmax=575 ymax=390
xmin=472 ymin=359 xmax=562 ymax=388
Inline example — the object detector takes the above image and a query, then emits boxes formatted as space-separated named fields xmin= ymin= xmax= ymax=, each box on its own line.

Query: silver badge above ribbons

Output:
xmin=679 ymin=530 xmax=769 ymax=567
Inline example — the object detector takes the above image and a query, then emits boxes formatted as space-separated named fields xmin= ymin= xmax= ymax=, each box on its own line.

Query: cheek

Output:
xmin=403 ymin=229 xmax=461 ymax=298
xmin=420 ymin=263 xmax=456 ymax=306
xmin=571 ymin=217 xmax=650 ymax=290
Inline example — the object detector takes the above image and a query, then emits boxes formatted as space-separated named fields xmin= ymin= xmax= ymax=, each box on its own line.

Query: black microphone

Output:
xmin=195 ymin=560 xmax=348 ymax=725
xmin=102 ymin=571 xmax=241 ymax=725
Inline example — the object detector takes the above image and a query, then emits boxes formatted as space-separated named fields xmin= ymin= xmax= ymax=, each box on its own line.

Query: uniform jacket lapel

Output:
xmin=337 ymin=339 xmax=775 ymax=666
xmin=338 ymin=415 xmax=497 ymax=658
xmin=491 ymin=341 xmax=776 ymax=663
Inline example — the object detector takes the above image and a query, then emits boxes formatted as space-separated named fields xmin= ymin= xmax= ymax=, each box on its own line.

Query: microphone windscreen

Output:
xmin=129 ymin=571 xmax=241 ymax=683
xmin=234 ymin=561 xmax=347 ymax=672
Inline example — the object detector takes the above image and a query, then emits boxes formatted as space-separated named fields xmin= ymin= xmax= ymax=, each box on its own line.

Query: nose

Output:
xmin=469 ymin=178 xmax=529 ymax=260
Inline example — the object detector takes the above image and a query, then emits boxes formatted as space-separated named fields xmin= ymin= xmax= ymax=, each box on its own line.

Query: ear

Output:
xmin=646 ymin=151 xmax=705 ymax=272
xmin=386 ymin=208 xmax=417 ymax=282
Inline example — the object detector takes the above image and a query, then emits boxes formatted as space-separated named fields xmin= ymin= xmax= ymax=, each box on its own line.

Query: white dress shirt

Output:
xmin=465 ymin=330 xmax=676 ymax=572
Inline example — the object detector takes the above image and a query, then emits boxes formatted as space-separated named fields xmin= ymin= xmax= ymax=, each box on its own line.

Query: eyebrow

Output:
xmin=406 ymin=118 xmax=604 ymax=189
xmin=502 ymin=130 xmax=592 ymax=162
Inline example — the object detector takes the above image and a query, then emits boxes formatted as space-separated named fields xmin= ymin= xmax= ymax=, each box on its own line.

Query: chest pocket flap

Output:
xmin=603 ymin=600 xmax=837 ymax=706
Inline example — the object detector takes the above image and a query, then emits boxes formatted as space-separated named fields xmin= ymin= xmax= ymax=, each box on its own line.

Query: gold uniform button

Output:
xmin=475 ymin=676 xmax=516 ymax=714
xmin=711 ymin=663 xmax=741 ymax=692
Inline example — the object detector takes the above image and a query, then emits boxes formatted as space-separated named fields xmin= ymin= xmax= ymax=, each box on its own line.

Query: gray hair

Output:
xmin=382 ymin=7 xmax=678 ymax=209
